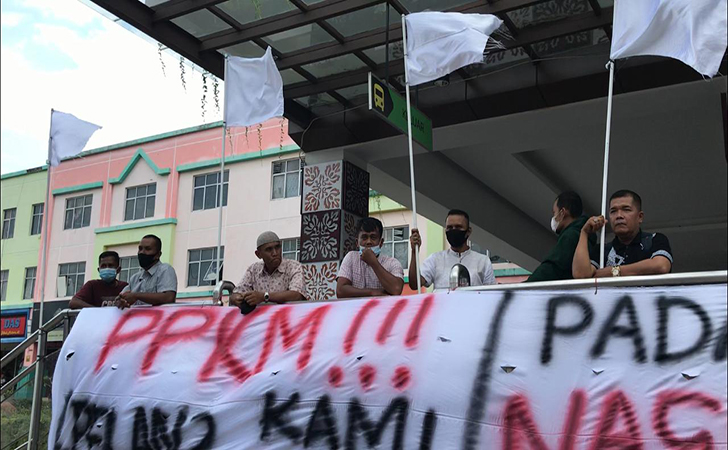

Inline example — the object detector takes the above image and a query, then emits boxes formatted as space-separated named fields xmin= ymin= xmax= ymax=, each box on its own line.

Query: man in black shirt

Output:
xmin=573 ymin=190 xmax=672 ymax=278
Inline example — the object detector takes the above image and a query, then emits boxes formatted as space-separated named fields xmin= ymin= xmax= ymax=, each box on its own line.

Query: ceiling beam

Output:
xmin=153 ymin=0 xmax=228 ymax=22
xmin=199 ymin=0 xmax=383 ymax=52
xmin=89 ymin=0 xmax=224 ymax=77
xmin=275 ymin=0 xmax=543 ymax=70
xmin=284 ymin=7 xmax=614 ymax=99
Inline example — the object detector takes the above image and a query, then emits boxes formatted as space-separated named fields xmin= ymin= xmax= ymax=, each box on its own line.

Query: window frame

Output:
xmin=270 ymin=158 xmax=302 ymax=200
xmin=119 ymin=256 xmax=141 ymax=284
xmin=192 ymin=170 xmax=229 ymax=211
xmin=23 ymin=267 xmax=37 ymax=300
xmin=187 ymin=246 xmax=225 ymax=287
xmin=282 ymin=237 xmax=301 ymax=261
xmin=382 ymin=225 xmax=410 ymax=270
xmin=63 ymin=194 xmax=93 ymax=230
xmin=2 ymin=208 xmax=16 ymax=239
xmin=0 ymin=270 xmax=8 ymax=302
xmin=57 ymin=262 xmax=86 ymax=297
xmin=30 ymin=203 xmax=44 ymax=236
xmin=124 ymin=183 xmax=157 ymax=221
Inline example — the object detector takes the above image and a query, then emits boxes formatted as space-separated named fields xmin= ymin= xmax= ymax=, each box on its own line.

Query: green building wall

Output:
xmin=1 ymin=167 xmax=48 ymax=309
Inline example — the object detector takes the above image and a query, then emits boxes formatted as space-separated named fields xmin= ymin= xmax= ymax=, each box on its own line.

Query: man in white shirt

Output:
xmin=408 ymin=209 xmax=496 ymax=291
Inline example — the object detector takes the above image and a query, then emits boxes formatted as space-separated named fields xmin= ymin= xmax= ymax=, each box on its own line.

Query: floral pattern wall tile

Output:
xmin=300 ymin=210 xmax=341 ymax=263
xmin=302 ymin=161 xmax=342 ymax=214
xmin=302 ymin=261 xmax=338 ymax=302
xmin=342 ymin=161 xmax=369 ymax=217
xmin=340 ymin=211 xmax=362 ymax=259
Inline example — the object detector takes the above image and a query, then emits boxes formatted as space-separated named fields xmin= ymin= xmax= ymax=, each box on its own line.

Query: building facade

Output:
xmin=1 ymin=120 xmax=528 ymax=346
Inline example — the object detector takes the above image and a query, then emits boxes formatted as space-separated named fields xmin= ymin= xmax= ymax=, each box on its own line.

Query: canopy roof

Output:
xmin=88 ymin=0 xmax=727 ymax=272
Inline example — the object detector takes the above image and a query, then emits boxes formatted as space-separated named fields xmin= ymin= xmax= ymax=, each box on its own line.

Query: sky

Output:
xmin=1 ymin=0 xmax=224 ymax=174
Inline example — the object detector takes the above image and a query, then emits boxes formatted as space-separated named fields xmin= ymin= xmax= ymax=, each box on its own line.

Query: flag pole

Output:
xmin=599 ymin=61 xmax=615 ymax=268
xmin=28 ymin=108 xmax=54 ymax=450
xmin=401 ymin=14 xmax=422 ymax=293
xmin=216 ymin=56 xmax=229 ymax=286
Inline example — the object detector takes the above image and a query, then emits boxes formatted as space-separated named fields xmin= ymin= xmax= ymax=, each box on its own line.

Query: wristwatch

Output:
xmin=611 ymin=266 xmax=621 ymax=277
xmin=264 ymin=291 xmax=270 ymax=302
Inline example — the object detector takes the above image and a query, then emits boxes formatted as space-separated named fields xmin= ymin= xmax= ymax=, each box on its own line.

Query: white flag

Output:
xmin=610 ymin=0 xmax=727 ymax=77
xmin=49 ymin=110 xmax=101 ymax=167
xmin=224 ymin=47 xmax=284 ymax=127
xmin=404 ymin=12 xmax=503 ymax=86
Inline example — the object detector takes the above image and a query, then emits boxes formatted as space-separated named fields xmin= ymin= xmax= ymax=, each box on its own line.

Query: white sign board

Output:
xmin=49 ymin=285 xmax=728 ymax=449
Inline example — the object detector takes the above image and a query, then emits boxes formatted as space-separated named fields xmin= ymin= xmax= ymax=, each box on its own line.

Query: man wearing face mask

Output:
xmin=70 ymin=251 xmax=128 ymax=309
xmin=337 ymin=217 xmax=404 ymax=298
xmin=573 ymin=190 xmax=672 ymax=278
xmin=527 ymin=191 xmax=594 ymax=282
xmin=409 ymin=209 xmax=495 ymax=291
xmin=115 ymin=234 xmax=177 ymax=309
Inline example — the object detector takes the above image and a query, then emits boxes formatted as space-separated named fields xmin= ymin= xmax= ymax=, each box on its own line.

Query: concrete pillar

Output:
xmin=300 ymin=160 xmax=369 ymax=301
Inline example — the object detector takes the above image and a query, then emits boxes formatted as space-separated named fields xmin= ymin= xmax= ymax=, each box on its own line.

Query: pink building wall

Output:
xmin=39 ymin=119 xmax=297 ymax=301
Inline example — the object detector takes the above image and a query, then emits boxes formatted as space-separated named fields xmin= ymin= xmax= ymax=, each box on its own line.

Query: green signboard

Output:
xmin=368 ymin=73 xmax=433 ymax=151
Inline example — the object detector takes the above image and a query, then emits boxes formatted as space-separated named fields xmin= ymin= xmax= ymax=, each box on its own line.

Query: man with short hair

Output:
xmin=231 ymin=231 xmax=308 ymax=308
xmin=70 ymin=251 xmax=129 ymax=309
xmin=527 ymin=192 xmax=595 ymax=282
xmin=409 ymin=209 xmax=495 ymax=291
xmin=337 ymin=217 xmax=404 ymax=298
xmin=115 ymin=234 xmax=177 ymax=308
xmin=573 ymin=190 xmax=673 ymax=278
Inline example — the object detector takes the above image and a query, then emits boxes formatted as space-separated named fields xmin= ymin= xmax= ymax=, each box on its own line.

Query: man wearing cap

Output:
xmin=230 ymin=231 xmax=308 ymax=308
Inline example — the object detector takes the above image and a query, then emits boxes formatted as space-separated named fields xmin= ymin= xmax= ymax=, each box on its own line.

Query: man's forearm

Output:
xmin=337 ymin=284 xmax=376 ymax=299
xmin=70 ymin=297 xmax=94 ymax=309
xmin=408 ymin=249 xmax=419 ymax=289
xmin=595 ymin=257 xmax=671 ymax=278
xmin=370 ymin=262 xmax=404 ymax=295
xmin=268 ymin=290 xmax=305 ymax=303
xmin=135 ymin=292 xmax=176 ymax=305
xmin=572 ymin=231 xmax=596 ymax=279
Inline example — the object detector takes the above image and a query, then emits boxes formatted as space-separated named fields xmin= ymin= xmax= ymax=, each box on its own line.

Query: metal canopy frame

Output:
xmin=88 ymin=0 xmax=722 ymax=146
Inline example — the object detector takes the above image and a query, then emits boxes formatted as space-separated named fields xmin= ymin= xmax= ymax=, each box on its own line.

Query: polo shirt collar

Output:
xmin=447 ymin=248 xmax=471 ymax=258
xmin=259 ymin=260 xmax=284 ymax=276
xmin=612 ymin=229 xmax=644 ymax=250
xmin=145 ymin=260 xmax=162 ymax=276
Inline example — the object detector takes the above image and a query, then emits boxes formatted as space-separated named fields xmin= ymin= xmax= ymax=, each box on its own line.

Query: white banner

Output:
xmin=49 ymin=285 xmax=727 ymax=450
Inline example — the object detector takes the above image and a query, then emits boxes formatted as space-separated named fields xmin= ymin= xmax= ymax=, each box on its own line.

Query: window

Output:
xmin=58 ymin=262 xmax=85 ymax=297
xmin=282 ymin=237 xmax=300 ymax=261
xmin=119 ymin=256 xmax=141 ymax=283
xmin=30 ymin=203 xmax=44 ymax=235
xmin=382 ymin=225 xmax=409 ymax=270
xmin=64 ymin=194 xmax=92 ymax=230
xmin=0 ymin=270 xmax=8 ymax=302
xmin=187 ymin=247 xmax=224 ymax=287
xmin=2 ymin=208 xmax=16 ymax=239
xmin=23 ymin=267 xmax=37 ymax=300
xmin=193 ymin=171 xmax=228 ymax=211
xmin=125 ymin=183 xmax=156 ymax=221
xmin=271 ymin=159 xmax=301 ymax=199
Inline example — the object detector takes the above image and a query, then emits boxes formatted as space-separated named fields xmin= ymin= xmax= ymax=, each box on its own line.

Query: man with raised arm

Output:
xmin=337 ymin=217 xmax=404 ymax=298
xmin=573 ymin=190 xmax=672 ymax=279
xmin=409 ymin=209 xmax=495 ymax=291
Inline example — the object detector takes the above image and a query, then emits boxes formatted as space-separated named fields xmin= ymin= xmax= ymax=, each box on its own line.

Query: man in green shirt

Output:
xmin=527 ymin=191 xmax=594 ymax=282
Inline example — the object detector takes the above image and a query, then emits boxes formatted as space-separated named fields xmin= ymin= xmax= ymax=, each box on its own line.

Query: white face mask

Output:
xmin=550 ymin=209 xmax=564 ymax=234
xmin=550 ymin=216 xmax=559 ymax=233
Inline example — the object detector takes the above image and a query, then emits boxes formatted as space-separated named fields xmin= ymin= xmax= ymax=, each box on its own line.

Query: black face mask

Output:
xmin=446 ymin=229 xmax=468 ymax=248
xmin=138 ymin=253 xmax=156 ymax=269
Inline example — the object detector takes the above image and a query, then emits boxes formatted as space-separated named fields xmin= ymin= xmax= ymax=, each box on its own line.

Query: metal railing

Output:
xmin=1 ymin=308 xmax=78 ymax=450
xmin=1 ymin=270 xmax=725 ymax=449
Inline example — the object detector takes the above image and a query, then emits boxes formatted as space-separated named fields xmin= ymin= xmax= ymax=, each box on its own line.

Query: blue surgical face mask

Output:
xmin=99 ymin=268 xmax=117 ymax=283
xmin=359 ymin=245 xmax=381 ymax=256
